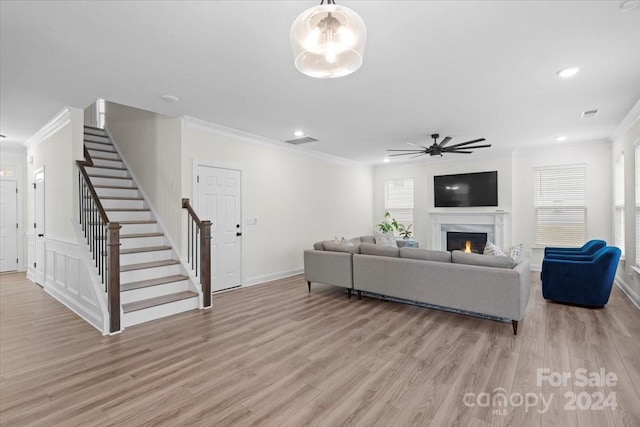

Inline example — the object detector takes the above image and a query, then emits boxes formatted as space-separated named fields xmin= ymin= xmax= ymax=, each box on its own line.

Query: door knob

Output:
xmin=236 ymin=232 xmax=242 ymax=237
xmin=38 ymin=234 xmax=44 ymax=237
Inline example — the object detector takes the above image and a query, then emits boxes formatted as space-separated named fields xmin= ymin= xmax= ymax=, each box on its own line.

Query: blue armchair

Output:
xmin=541 ymin=246 xmax=621 ymax=307
xmin=544 ymin=240 xmax=606 ymax=258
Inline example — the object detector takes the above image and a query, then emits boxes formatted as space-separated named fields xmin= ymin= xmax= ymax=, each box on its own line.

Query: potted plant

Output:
xmin=377 ymin=212 xmax=412 ymax=239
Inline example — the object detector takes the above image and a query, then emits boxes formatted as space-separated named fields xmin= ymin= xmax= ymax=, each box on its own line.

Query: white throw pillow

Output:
xmin=508 ymin=243 xmax=524 ymax=262
xmin=374 ymin=231 xmax=398 ymax=248
xmin=333 ymin=236 xmax=355 ymax=246
xmin=483 ymin=241 xmax=505 ymax=256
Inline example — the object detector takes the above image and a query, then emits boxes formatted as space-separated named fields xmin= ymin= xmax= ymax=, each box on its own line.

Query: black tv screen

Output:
xmin=434 ymin=171 xmax=498 ymax=207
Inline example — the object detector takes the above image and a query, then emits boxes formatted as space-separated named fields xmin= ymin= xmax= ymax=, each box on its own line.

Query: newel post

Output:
xmin=107 ymin=222 xmax=121 ymax=333
xmin=200 ymin=220 xmax=212 ymax=308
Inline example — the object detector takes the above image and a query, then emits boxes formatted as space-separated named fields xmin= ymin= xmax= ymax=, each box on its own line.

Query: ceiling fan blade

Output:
xmin=389 ymin=152 xmax=427 ymax=157
xmin=409 ymin=153 xmax=427 ymax=159
xmin=437 ymin=136 xmax=452 ymax=148
xmin=444 ymin=144 xmax=492 ymax=151
xmin=407 ymin=142 xmax=429 ymax=149
xmin=445 ymin=138 xmax=486 ymax=149
xmin=446 ymin=150 xmax=473 ymax=154
xmin=387 ymin=149 xmax=425 ymax=152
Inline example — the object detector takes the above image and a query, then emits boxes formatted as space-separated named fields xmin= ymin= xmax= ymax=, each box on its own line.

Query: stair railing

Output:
xmin=182 ymin=198 xmax=212 ymax=308
xmin=77 ymin=146 xmax=121 ymax=333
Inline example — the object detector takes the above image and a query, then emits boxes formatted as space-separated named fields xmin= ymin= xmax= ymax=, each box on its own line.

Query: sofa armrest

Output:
xmin=304 ymin=249 xmax=353 ymax=289
xmin=513 ymin=260 xmax=531 ymax=320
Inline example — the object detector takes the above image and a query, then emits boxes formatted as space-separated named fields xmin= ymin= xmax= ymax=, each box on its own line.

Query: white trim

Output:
xmin=429 ymin=211 xmax=509 ymax=251
xmin=183 ymin=116 xmax=369 ymax=169
xmin=0 ymin=154 xmax=25 ymax=271
xmin=615 ymin=277 xmax=640 ymax=310
xmin=23 ymin=107 xmax=72 ymax=150
xmin=244 ymin=268 xmax=304 ymax=287
xmin=611 ymin=98 xmax=640 ymax=141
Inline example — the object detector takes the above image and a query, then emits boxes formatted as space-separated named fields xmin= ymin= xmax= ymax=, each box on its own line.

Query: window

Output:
xmin=636 ymin=144 xmax=640 ymax=267
xmin=534 ymin=164 xmax=586 ymax=247
xmin=385 ymin=178 xmax=414 ymax=234
xmin=614 ymin=155 xmax=625 ymax=256
xmin=96 ymin=99 xmax=105 ymax=129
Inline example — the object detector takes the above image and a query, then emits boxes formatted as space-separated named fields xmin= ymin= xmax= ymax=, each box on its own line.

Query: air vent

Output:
xmin=285 ymin=136 xmax=318 ymax=145
xmin=581 ymin=109 xmax=599 ymax=119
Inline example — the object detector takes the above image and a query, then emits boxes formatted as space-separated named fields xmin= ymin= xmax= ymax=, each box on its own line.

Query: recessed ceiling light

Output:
xmin=161 ymin=94 xmax=179 ymax=102
xmin=383 ymin=158 xmax=390 ymax=163
xmin=555 ymin=136 xmax=568 ymax=142
xmin=582 ymin=109 xmax=599 ymax=119
xmin=0 ymin=135 xmax=5 ymax=141
xmin=557 ymin=67 xmax=579 ymax=78
xmin=294 ymin=130 xmax=304 ymax=137
xmin=620 ymin=1 xmax=639 ymax=12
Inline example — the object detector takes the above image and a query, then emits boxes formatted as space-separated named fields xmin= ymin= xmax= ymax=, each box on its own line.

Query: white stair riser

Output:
xmin=85 ymin=141 xmax=115 ymax=151
xmin=92 ymin=158 xmax=125 ymax=168
xmin=106 ymin=211 xmax=152 ymax=221
xmin=120 ymin=264 xmax=182 ymax=283
xmin=122 ymin=296 xmax=199 ymax=327
xmin=119 ymin=223 xmax=159 ymax=235
xmin=121 ymin=280 xmax=190 ymax=304
xmin=119 ymin=236 xmax=165 ymax=249
xmin=120 ymin=249 xmax=173 ymax=265
xmin=95 ymin=187 xmax=140 ymax=198
xmin=100 ymin=199 xmax=145 ymax=209
xmin=88 ymin=176 xmax=135 ymax=187
xmin=88 ymin=150 xmax=120 ymax=160
xmin=85 ymin=167 xmax=128 ymax=178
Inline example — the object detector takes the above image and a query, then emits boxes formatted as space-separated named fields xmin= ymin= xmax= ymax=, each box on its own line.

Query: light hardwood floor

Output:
xmin=1 ymin=271 xmax=639 ymax=426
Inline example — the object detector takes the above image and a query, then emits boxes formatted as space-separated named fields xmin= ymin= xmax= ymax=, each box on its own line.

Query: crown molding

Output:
xmin=23 ymin=107 xmax=72 ymax=151
xmin=182 ymin=116 xmax=370 ymax=169
xmin=611 ymin=98 xmax=640 ymax=141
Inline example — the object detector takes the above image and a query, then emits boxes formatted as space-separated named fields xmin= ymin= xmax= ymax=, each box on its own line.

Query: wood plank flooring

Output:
xmin=1 ymin=271 xmax=639 ymax=426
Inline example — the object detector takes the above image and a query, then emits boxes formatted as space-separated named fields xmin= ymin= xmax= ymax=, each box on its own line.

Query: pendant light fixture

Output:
xmin=290 ymin=0 xmax=366 ymax=78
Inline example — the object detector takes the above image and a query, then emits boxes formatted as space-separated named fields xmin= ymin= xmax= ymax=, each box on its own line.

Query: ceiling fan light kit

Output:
xmin=387 ymin=134 xmax=492 ymax=159
xmin=290 ymin=0 xmax=366 ymax=78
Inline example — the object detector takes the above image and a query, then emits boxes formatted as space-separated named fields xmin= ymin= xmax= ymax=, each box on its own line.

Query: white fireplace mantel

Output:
xmin=430 ymin=211 xmax=509 ymax=251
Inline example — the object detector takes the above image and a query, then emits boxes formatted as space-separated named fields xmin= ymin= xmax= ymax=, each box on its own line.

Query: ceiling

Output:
xmin=1 ymin=1 xmax=640 ymax=164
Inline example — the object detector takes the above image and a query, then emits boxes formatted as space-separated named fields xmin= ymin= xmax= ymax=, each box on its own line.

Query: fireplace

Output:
xmin=446 ymin=232 xmax=488 ymax=254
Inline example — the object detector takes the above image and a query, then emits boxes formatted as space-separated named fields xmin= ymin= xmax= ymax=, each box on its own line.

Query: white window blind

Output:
xmin=385 ymin=178 xmax=414 ymax=233
xmin=534 ymin=165 xmax=587 ymax=247
xmin=614 ymin=155 xmax=625 ymax=256
xmin=636 ymin=144 xmax=640 ymax=267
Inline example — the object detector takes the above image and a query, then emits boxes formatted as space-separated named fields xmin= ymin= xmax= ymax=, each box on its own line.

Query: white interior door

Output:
xmin=0 ymin=180 xmax=19 ymax=272
xmin=34 ymin=169 xmax=45 ymax=285
xmin=197 ymin=165 xmax=242 ymax=292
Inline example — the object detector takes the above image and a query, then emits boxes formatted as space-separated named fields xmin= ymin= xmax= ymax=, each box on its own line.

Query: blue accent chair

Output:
xmin=543 ymin=240 xmax=606 ymax=258
xmin=541 ymin=246 xmax=621 ymax=307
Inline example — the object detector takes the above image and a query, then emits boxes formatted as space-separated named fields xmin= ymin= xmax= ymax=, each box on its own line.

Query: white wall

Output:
xmin=611 ymin=106 xmax=640 ymax=303
xmin=373 ymin=153 xmax=513 ymax=250
xmin=181 ymin=118 xmax=374 ymax=285
xmin=512 ymin=140 xmax=612 ymax=269
xmin=104 ymin=102 xmax=183 ymax=247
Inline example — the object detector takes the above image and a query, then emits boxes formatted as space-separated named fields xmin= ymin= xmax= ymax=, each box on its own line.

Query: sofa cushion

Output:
xmin=323 ymin=241 xmax=360 ymax=254
xmin=374 ymin=231 xmax=398 ymax=247
xmin=452 ymin=250 xmax=516 ymax=269
xmin=313 ymin=242 xmax=324 ymax=250
xmin=359 ymin=235 xmax=375 ymax=244
xmin=400 ymin=248 xmax=451 ymax=263
xmin=360 ymin=242 xmax=400 ymax=257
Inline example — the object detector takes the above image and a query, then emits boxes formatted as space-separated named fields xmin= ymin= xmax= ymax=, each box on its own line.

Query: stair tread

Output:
xmin=87 ymin=147 xmax=117 ymax=154
xmin=86 ymin=165 xmax=127 ymax=171
xmin=96 ymin=196 xmax=142 ymax=200
xmin=94 ymin=184 xmax=138 ymax=189
xmin=88 ymin=174 xmax=132 ymax=180
xmin=121 ymin=245 xmax=172 ymax=254
xmin=121 ymin=274 xmax=189 ymax=292
xmin=84 ymin=125 xmax=105 ymax=131
xmin=116 ymin=220 xmax=156 ymax=224
xmin=122 ymin=291 xmax=198 ymax=313
xmin=121 ymin=259 xmax=180 ymax=272
xmin=90 ymin=156 xmax=122 ymax=161
xmin=120 ymin=232 xmax=164 ymax=239
xmin=84 ymin=138 xmax=112 ymax=145
xmin=105 ymin=208 xmax=150 ymax=211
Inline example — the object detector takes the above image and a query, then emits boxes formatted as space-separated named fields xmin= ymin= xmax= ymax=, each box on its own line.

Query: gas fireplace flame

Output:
xmin=464 ymin=241 xmax=472 ymax=253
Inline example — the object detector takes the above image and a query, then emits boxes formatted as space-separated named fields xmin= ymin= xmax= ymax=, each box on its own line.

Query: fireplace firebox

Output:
xmin=446 ymin=232 xmax=488 ymax=254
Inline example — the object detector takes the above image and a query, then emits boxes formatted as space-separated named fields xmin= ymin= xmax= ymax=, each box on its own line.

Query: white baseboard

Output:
xmin=615 ymin=277 xmax=640 ymax=310
xmin=244 ymin=268 xmax=304 ymax=287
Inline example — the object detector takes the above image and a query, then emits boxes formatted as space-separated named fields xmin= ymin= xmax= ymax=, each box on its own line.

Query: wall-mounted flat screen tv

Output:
xmin=434 ymin=171 xmax=498 ymax=207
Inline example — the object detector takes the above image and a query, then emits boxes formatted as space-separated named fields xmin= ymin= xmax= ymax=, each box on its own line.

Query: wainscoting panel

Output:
xmin=27 ymin=235 xmax=107 ymax=334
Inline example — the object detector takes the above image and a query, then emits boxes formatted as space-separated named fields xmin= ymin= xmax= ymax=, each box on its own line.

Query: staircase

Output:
xmin=82 ymin=125 xmax=200 ymax=328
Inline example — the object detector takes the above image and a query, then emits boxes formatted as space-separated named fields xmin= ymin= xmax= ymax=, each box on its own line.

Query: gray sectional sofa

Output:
xmin=304 ymin=236 xmax=531 ymax=335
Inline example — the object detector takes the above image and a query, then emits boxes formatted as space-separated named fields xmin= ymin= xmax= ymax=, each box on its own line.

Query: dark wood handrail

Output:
xmin=182 ymin=198 xmax=212 ymax=308
xmin=77 ymin=149 xmax=109 ymax=224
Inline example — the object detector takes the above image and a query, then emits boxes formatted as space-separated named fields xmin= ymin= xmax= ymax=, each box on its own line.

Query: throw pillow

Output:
xmin=374 ymin=231 xmax=398 ymax=248
xmin=483 ymin=241 xmax=505 ymax=256
xmin=508 ymin=243 xmax=524 ymax=263
xmin=333 ymin=236 xmax=355 ymax=246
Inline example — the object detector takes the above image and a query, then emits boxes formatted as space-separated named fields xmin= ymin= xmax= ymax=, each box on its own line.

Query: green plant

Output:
xmin=398 ymin=223 xmax=413 ymax=239
xmin=377 ymin=211 xmax=412 ymax=238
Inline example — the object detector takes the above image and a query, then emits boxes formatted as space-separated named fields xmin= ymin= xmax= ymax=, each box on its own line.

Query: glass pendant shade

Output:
xmin=290 ymin=3 xmax=366 ymax=78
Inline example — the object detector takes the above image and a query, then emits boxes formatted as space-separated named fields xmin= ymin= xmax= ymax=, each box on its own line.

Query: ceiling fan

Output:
xmin=387 ymin=133 xmax=491 ymax=158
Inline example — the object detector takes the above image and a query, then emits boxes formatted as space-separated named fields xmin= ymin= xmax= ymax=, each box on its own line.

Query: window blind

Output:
xmin=534 ymin=165 xmax=586 ymax=247
xmin=614 ymin=155 xmax=625 ymax=255
xmin=385 ymin=178 xmax=414 ymax=230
